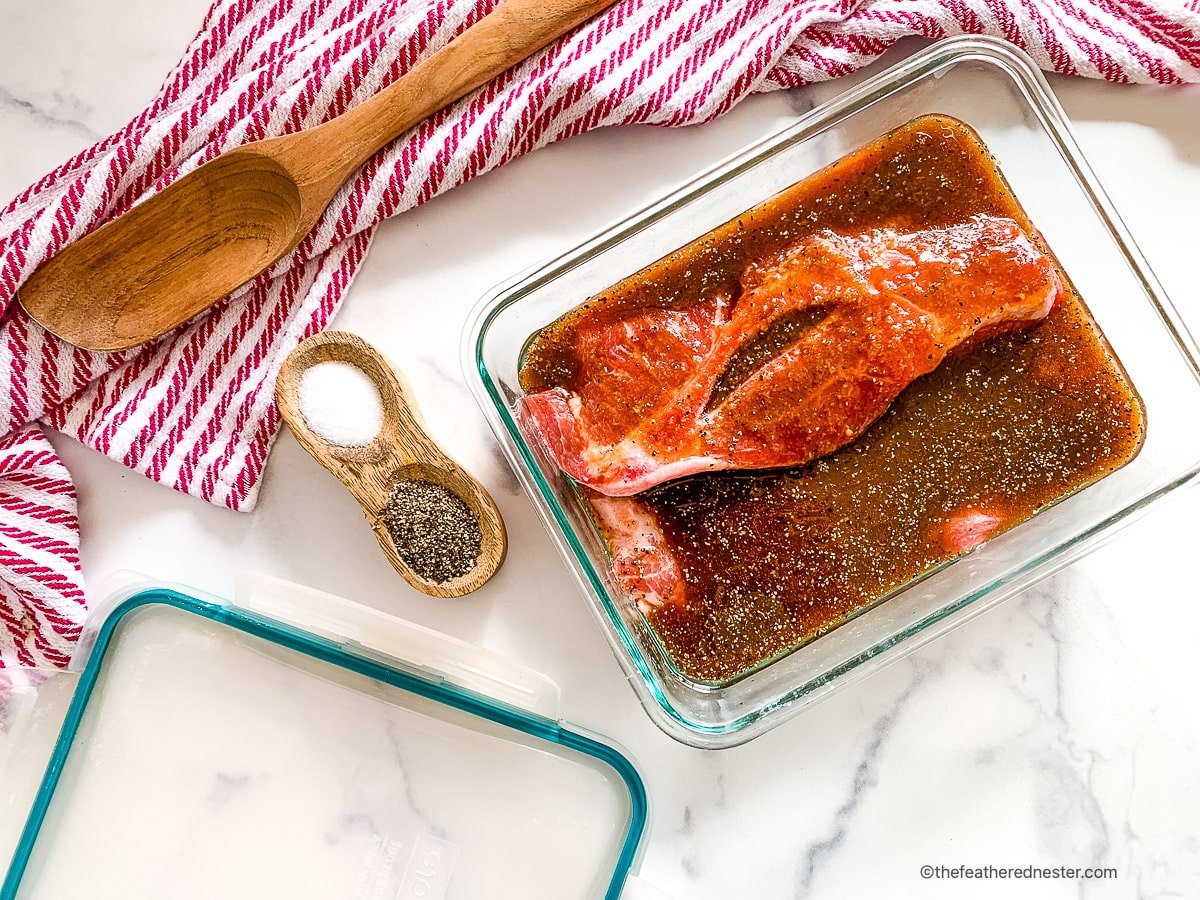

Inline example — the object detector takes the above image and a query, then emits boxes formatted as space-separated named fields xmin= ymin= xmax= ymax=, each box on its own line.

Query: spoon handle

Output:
xmin=296 ymin=0 xmax=614 ymax=187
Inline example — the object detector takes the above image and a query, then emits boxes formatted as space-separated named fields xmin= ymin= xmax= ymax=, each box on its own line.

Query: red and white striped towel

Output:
xmin=1 ymin=0 xmax=1197 ymax=668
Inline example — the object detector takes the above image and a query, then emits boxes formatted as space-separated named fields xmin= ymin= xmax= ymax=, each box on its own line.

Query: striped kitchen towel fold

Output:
xmin=1 ymin=0 xmax=1198 ymax=667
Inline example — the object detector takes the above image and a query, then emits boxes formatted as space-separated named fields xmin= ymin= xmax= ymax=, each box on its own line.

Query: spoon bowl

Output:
xmin=21 ymin=149 xmax=309 ymax=351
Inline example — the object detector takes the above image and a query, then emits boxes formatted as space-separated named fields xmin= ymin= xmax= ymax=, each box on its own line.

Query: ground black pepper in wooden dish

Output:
xmin=382 ymin=479 xmax=482 ymax=583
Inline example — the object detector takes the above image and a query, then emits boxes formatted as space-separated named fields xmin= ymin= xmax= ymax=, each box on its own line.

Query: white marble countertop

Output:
xmin=2 ymin=2 xmax=1199 ymax=898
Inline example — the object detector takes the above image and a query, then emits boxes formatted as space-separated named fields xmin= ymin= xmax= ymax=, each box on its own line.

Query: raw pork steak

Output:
xmin=523 ymin=215 xmax=1061 ymax=497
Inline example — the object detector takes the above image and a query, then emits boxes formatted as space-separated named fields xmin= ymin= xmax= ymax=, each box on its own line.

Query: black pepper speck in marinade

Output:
xmin=519 ymin=115 xmax=1145 ymax=683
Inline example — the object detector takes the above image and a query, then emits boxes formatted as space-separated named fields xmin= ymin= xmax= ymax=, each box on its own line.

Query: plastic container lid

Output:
xmin=0 ymin=574 xmax=649 ymax=899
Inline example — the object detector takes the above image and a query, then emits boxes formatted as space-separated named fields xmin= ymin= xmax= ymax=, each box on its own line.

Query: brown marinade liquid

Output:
xmin=519 ymin=115 xmax=1145 ymax=683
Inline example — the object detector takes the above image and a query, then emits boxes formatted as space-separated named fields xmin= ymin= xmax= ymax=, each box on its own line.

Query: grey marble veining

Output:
xmin=0 ymin=85 xmax=98 ymax=140
xmin=794 ymin=663 xmax=927 ymax=899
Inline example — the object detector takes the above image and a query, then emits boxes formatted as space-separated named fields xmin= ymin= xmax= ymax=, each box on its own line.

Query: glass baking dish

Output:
xmin=464 ymin=36 xmax=1200 ymax=748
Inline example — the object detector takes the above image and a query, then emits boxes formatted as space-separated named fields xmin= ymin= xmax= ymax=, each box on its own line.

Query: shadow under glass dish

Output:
xmin=466 ymin=36 xmax=1200 ymax=748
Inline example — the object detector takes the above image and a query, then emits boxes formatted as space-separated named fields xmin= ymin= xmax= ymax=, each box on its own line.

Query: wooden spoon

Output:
xmin=275 ymin=331 xmax=506 ymax=598
xmin=19 ymin=0 xmax=612 ymax=352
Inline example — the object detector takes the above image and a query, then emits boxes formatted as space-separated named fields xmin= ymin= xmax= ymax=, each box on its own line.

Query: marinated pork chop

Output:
xmin=523 ymin=215 xmax=1061 ymax=497
xmin=588 ymin=494 xmax=685 ymax=613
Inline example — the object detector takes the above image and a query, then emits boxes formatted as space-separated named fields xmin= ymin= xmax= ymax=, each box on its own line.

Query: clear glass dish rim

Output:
xmin=463 ymin=34 xmax=1200 ymax=743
